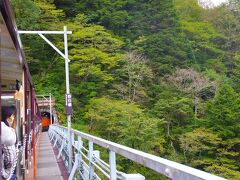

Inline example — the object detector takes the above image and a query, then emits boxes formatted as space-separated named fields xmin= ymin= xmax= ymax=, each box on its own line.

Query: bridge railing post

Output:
xmin=88 ymin=141 xmax=94 ymax=180
xmin=109 ymin=151 xmax=117 ymax=180
xmin=57 ymin=139 xmax=64 ymax=159
xmin=77 ymin=136 xmax=83 ymax=173
xmin=71 ymin=132 xmax=75 ymax=160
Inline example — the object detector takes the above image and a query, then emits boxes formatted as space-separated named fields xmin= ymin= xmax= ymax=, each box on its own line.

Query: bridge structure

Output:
xmin=32 ymin=124 xmax=226 ymax=180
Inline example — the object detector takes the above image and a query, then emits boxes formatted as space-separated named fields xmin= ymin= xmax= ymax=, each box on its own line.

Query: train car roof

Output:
xmin=0 ymin=0 xmax=33 ymax=89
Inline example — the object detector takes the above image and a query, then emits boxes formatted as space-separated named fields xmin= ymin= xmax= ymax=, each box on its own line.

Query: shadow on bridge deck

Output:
xmin=36 ymin=132 xmax=68 ymax=180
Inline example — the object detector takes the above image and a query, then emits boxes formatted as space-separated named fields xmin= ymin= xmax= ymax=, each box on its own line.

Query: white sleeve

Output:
xmin=1 ymin=122 xmax=16 ymax=146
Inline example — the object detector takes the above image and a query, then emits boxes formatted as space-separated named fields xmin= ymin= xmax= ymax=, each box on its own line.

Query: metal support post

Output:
xmin=27 ymin=109 xmax=32 ymax=159
xmin=71 ymin=132 xmax=74 ymax=147
xmin=77 ymin=136 xmax=83 ymax=173
xmin=0 ymin=29 xmax=2 ymax=180
xmin=109 ymin=151 xmax=117 ymax=180
xmin=77 ymin=136 xmax=83 ymax=151
xmin=16 ymin=100 xmax=21 ymax=144
xmin=49 ymin=93 xmax=52 ymax=124
xmin=64 ymin=26 xmax=72 ymax=172
xmin=88 ymin=141 xmax=94 ymax=180
xmin=16 ymin=100 xmax=22 ymax=179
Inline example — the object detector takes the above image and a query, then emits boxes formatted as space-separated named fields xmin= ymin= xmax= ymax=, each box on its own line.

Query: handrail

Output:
xmin=50 ymin=124 xmax=226 ymax=180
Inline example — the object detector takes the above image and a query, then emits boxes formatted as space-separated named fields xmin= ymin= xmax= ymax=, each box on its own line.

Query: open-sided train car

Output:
xmin=36 ymin=95 xmax=56 ymax=131
xmin=41 ymin=111 xmax=52 ymax=131
xmin=0 ymin=0 xmax=41 ymax=179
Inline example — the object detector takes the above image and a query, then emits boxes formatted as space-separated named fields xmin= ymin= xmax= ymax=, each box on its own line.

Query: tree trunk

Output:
xmin=194 ymin=96 xmax=198 ymax=119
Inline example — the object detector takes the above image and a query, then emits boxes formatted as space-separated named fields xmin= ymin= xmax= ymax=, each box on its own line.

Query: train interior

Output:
xmin=0 ymin=5 xmax=37 ymax=179
xmin=1 ymin=11 xmax=23 ymax=98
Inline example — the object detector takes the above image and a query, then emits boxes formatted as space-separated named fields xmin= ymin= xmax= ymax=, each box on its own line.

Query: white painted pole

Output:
xmin=88 ymin=141 xmax=94 ymax=180
xmin=49 ymin=93 xmax=52 ymax=124
xmin=64 ymin=26 xmax=72 ymax=172
xmin=109 ymin=151 xmax=117 ymax=180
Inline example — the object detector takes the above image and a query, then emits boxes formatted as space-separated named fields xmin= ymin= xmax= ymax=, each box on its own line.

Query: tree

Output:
xmin=136 ymin=30 xmax=188 ymax=76
xmin=205 ymin=164 xmax=240 ymax=180
xmin=112 ymin=51 xmax=153 ymax=103
xmin=85 ymin=97 xmax=163 ymax=152
xmin=180 ymin=20 xmax=224 ymax=66
xmin=207 ymin=5 xmax=240 ymax=53
xmin=179 ymin=128 xmax=221 ymax=165
xmin=202 ymin=1 xmax=240 ymax=76
xmin=150 ymin=92 xmax=194 ymax=153
xmin=11 ymin=0 xmax=40 ymax=30
xmin=67 ymin=14 xmax=124 ymax=111
xmin=206 ymin=83 xmax=240 ymax=139
xmin=168 ymin=68 xmax=216 ymax=117
xmin=174 ymin=0 xmax=203 ymax=21
xmin=34 ymin=0 xmax=65 ymax=29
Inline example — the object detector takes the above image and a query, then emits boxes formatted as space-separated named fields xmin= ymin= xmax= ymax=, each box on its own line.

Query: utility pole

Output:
xmin=19 ymin=26 xmax=73 ymax=172
xmin=64 ymin=26 xmax=72 ymax=172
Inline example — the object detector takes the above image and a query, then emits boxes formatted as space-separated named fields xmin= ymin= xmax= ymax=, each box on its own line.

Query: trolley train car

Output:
xmin=37 ymin=95 xmax=56 ymax=131
xmin=41 ymin=111 xmax=53 ymax=131
xmin=0 ymin=0 xmax=41 ymax=179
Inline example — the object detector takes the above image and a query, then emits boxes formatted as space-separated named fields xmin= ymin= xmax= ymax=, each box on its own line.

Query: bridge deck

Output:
xmin=36 ymin=132 xmax=67 ymax=180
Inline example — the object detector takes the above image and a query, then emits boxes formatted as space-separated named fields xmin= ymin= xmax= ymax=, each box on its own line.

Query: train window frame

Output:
xmin=1 ymin=93 xmax=15 ymax=107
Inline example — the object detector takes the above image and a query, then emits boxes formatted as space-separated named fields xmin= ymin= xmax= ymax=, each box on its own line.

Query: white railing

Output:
xmin=48 ymin=124 xmax=226 ymax=180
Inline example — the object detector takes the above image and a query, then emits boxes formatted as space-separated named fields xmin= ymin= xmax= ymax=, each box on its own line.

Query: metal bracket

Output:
xmin=57 ymin=139 xmax=64 ymax=159
xmin=53 ymin=135 xmax=58 ymax=147
xmin=50 ymin=133 xmax=55 ymax=142
xmin=18 ymin=30 xmax=72 ymax=62
xmin=38 ymin=33 xmax=70 ymax=62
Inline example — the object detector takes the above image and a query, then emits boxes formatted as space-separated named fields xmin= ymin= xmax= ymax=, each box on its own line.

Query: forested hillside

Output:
xmin=12 ymin=0 xmax=240 ymax=179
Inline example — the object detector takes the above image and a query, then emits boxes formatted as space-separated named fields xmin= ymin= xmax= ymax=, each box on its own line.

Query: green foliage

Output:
xmin=206 ymin=84 xmax=240 ymax=139
xmin=181 ymin=21 xmax=224 ymax=66
xmin=34 ymin=0 xmax=65 ymax=29
xmin=110 ymin=51 xmax=153 ymax=104
xmin=85 ymin=97 xmax=164 ymax=152
xmin=11 ymin=0 xmax=40 ymax=29
xmin=67 ymin=15 xmax=124 ymax=113
xmin=151 ymin=92 xmax=194 ymax=127
xmin=205 ymin=164 xmax=240 ymax=180
xmin=174 ymin=0 xmax=203 ymax=21
xmin=135 ymin=30 xmax=189 ymax=76
xmin=150 ymin=92 xmax=194 ymax=155
xmin=57 ymin=0 xmax=180 ymax=40
xmin=180 ymin=128 xmax=221 ymax=164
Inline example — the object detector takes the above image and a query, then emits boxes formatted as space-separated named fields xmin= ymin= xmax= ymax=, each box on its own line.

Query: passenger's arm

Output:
xmin=1 ymin=122 xmax=16 ymax=146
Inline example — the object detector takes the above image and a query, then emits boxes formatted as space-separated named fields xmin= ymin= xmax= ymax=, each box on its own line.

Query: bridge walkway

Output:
xmin=36 ymin=132 xmax=67 ymax=180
